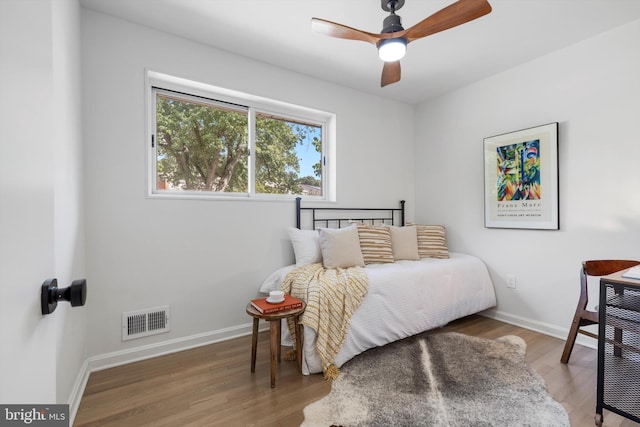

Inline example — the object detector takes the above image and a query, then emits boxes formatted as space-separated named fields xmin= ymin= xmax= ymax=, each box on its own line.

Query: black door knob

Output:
xmin=41 ymin=278 xmax=87 ymax=315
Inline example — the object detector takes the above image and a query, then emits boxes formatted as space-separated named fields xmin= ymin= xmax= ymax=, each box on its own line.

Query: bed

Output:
xmin=259 ymin=198 xmax=496 ymax=376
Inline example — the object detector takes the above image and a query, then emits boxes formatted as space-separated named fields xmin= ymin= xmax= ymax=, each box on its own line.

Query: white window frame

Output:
xmin=145 ymin=70 xmax=336 ymax=201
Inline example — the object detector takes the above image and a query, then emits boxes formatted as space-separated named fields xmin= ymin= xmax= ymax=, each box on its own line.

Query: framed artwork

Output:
xmin=484 ymin=122 xmax=559 ymax=230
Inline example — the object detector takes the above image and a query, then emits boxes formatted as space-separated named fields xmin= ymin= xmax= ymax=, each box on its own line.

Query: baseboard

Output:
xmin=67 ymin=358 xmax=90 ymax=426
xmin=481 ymin=308 xmax=597 ymax=351
xmin=88 ymin=321 xmax=265 ymax=372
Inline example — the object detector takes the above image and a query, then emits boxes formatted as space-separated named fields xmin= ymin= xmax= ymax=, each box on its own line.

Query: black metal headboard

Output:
xmin=295 ymin=197 xmax=405 ymax=230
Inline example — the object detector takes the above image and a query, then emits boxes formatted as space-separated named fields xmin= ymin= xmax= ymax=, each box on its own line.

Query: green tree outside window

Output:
xmin=155 ymin=93 xmax=322 ymax=196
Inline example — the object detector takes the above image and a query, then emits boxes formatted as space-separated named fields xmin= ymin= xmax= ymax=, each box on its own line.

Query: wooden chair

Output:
xmin=561 ymin=259 xmax=640 ymax=364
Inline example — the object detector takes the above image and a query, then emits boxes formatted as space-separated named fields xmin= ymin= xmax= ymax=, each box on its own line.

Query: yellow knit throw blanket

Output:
xmin=281 ymin=263 xmax=368 ymax=380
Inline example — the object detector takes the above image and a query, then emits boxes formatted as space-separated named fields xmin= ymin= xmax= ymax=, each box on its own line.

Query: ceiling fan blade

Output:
xmin=403 ymin=0 xmax=492 ymax=42
xmin=311 ymin=18 xmax=380 ymax=45
xmin=381 ymin=61 xmax=401 ymax=87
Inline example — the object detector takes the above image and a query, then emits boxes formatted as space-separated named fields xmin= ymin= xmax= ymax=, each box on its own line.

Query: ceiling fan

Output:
xmin=311 ymin=0 xmax=492 ymax=87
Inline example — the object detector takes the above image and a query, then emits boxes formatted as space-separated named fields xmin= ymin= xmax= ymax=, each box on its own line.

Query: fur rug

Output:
xmin=301 ymin=332 xmax=569 ymax=427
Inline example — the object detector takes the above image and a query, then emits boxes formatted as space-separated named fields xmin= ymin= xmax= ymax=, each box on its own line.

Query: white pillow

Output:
xmin=319 ymin=226 xmax=365 ymax=269
xmin=288 ymin=227 xmax=322 ymax=266
xmin=259 ymin=264 xmax=296 ymax=293
xmin=389 ymin=225 xmax=419 ymax=261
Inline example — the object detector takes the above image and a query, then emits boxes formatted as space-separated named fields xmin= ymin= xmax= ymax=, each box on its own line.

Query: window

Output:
xmin=147 ymin=71 xmax=334 ymax=200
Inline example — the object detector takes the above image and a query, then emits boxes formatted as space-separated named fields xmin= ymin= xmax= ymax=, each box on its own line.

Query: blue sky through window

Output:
xmin=294 ymin=125 xmax=321 ymax=178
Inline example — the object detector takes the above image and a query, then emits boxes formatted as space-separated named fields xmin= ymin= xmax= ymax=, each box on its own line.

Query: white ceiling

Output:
xmin=80 ymin=0 xmax=640 ymax=104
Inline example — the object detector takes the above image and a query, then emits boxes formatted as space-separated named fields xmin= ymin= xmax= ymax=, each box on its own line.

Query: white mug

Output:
xmin=269 ymin=290 xmax=284 ymax=301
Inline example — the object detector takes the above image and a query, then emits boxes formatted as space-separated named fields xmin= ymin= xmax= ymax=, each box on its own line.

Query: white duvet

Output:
xmin=260 ymin=252 xmax=496 ymax=375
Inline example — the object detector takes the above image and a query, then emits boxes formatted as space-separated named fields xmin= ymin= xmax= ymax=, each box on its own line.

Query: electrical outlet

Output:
xmin=507 ymin=275 xmax=517 ymax=289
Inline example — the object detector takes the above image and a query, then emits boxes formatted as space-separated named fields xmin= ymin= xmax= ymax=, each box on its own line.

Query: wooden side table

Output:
xmin=245 ymin=301 xmax=306 ymax=388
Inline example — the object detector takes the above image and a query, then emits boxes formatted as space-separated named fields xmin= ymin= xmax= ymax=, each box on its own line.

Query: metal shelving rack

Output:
xmin=596 ymin=271 xmax=640 ymax=426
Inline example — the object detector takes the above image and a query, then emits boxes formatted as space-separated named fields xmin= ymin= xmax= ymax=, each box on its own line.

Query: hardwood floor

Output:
xmin=74 ymin=315 xmax=636 ymax=426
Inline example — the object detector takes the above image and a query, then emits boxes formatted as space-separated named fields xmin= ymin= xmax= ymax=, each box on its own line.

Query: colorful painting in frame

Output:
xmin=484 ymin=123 xmax=559 ymax=229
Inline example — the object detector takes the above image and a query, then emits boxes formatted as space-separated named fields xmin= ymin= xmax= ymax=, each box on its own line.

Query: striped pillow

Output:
xmin=414 ymin=225 xmax=449 ymax=259
xmin=355 ymin=224 xmax=394 ymax=265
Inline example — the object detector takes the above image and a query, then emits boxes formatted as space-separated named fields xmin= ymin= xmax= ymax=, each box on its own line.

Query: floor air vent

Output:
xmin=122 ymin=306 xmax=170 ymax=341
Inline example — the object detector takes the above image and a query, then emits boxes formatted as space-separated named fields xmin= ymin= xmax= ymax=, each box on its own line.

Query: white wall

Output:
xmin=52 ymin=0 xmax=88 ymax=414
xmin=81 ymin=10 xmax=415 ymax=366
xmin=415 ymin=19 xmax=640 ymax=339
xmin=0 ymin=0 xmax=86 ymax=413
xmin=0 ymin=0 xmax=56 ymax=404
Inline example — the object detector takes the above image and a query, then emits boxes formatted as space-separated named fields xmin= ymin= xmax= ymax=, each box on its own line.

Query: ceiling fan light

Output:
xmin=378 ymin=38 xmax=406 ymax=62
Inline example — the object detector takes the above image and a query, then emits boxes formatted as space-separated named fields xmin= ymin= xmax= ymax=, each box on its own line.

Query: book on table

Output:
xmin=250 ymin=294 xmax=303 ymax=314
